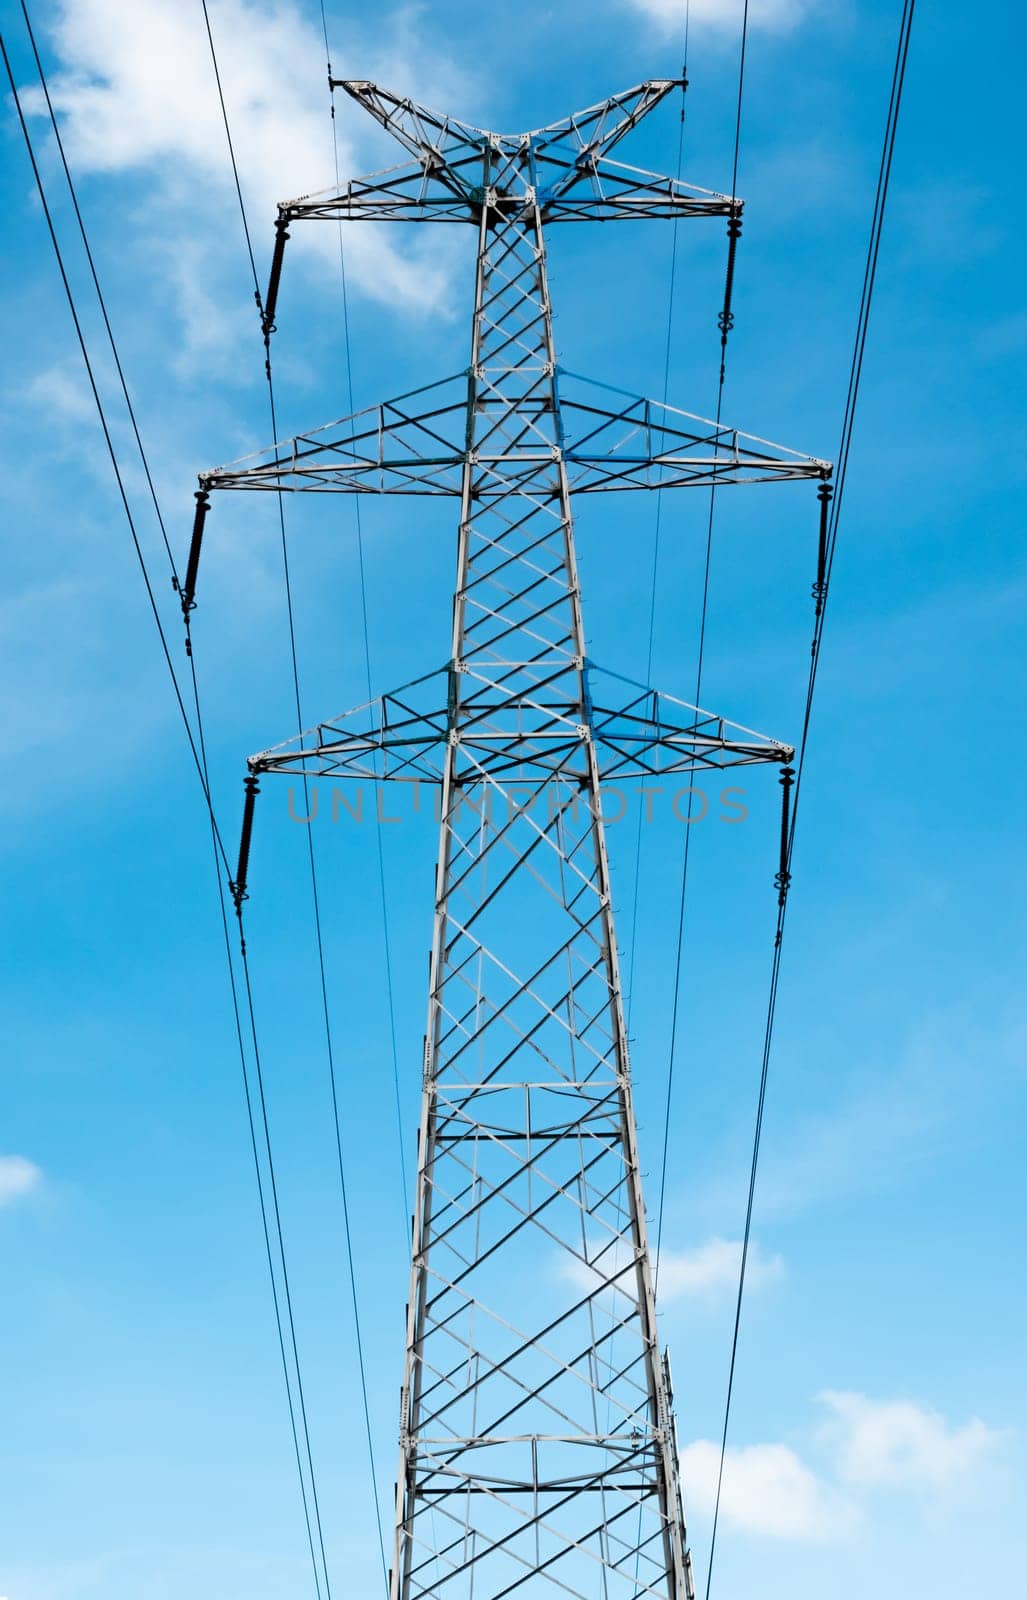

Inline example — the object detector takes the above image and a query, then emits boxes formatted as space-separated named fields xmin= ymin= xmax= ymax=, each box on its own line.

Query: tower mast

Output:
xmin=195 ymin=77 xmax=830 ymax=1600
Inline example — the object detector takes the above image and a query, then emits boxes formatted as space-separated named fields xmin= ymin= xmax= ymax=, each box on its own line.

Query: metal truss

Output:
xmin=247 ymin=664 xmax=792 ymax=786
xmin=269 ymin=80 xmax=737 ymax=232
xmin=202 ymin=369 xmax=829 ymax=498
xmin=201 ymin=78 xmax=831 ymax=1600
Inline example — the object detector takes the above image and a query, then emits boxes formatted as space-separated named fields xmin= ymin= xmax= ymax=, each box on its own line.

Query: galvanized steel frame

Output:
xmin=203 ymin=77 xmax=831 ymax=1600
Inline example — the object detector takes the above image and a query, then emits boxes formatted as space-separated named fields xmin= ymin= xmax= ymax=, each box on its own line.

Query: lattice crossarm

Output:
xmin=197 ymin=375 xmax=829 ymax=500
xmin=592 ymin=724 xmax=794 ymax=781
xmin=555 ymin=377 xmax=832 ymax=492
xmin=568 ymin=453 xmax=830 ymax=492
xmin=279 ymin=159 xmax=484 ymax=225
xmin=538 ymin=157 xmax=738 ymax=223
xmin=260 ymin=79 xmax=731 ymax=337
xmin=528 ymin=79 xmax=682 ymax=171
xmin=247 ymin=671 xmax=453 ymax=784
xmin=249 ymin=719 xmax=790 ymax=786
xmin=199 ymin=375 xmax=469 ymax=498
xmin=337 ymin=77 xmax=680 ymax=169
xmin=335 ymin=79 xmax=486 ymax=167
xmin=585 ymin=667 xmax=794 ymax=779
xmin=245 ymin=666 xmax=792 ymax=786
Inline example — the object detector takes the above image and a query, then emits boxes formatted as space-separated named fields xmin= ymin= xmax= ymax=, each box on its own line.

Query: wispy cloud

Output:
xmin=1 ymin=0 xmax=471 ymax=814
xmin=819 ymin=1390 xmax=1002 ymax=1492
xmin=21 ymin=0 xmax=471 ymax=356
xmin=562 ymin=1234 xmax=782 ymax=1305
xmin=693 ymin=1006 xmax=1027 ymax=1227
xmin=621 ymin=0 xmax=815 ymax=37
xmin=679 ymin=1389 xmax=1002 ymax=1543
xmin=657 ymin=1235 xmax=783 ymax=1301
xmin=26 ymin=362 xmax=95 ymax=424
xmin=680 ymin=1437 xmax=853 ymax=1540
xmin=0 ymin=1154 xmax=43 ymax=1206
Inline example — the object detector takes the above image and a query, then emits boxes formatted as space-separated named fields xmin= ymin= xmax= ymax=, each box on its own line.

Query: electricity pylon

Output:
xmin=191 ymin=78 xmax=829 ymax=1600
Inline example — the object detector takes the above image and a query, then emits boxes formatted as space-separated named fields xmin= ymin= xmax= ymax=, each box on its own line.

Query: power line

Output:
xmin=236 ymin=911 xmax=335 ymax=1599
xmin=18 ymin=0 xmax=179 ymax=583
xmin=196 ymin=8 xmax=340 ymax=1591
xmin=320 ymin=2 xmax=410 ymax=1232
xmin=625 ymin=65 xmax=688 ymax=1027
xmin=200 ymin=0 xmax=261 ymax=307
xmin=620 ymin=44 xmax=691 ymax=1590
xmin=703 ymin=5 xmax=917 ymax=1594
xmin=0 ymin=28 xmax=232 ymax=879
xmin=193 ymin=1 xmax=341 ymax=1575
xmin=217 ymin=831 xmax=329 ymax=1600
xmin=654 ymin=0 xmax=750 ymax=1296
xmin=266 ymin=369 xmax=388 ymax=1594
xmin=3 ymin=16 xmax=328 ymax=1594
xmin=200 ymin=4 xmax=389 ymax=1585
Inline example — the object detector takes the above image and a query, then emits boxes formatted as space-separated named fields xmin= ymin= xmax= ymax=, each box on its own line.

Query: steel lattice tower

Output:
xmin=193 ymin=77 xmax=829 ymax=1600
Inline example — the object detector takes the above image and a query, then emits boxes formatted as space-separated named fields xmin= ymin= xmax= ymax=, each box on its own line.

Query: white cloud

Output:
xmin=657 ymin=1235 xmax=783 ymax=1300
xmin=624 ymin=0 xmax=814 ymax=37
xmin=818 ymin=1390 xmax=1001 ymax=1492
xmin=21 ymin=0 xmax=470 ymax=344
xmin=0 ymin=1155 xmax=43 ymax=1206
xmin=677 ymin=1391 xmax=1001 ymax=1544
xmin=563 ymin=1234 xmax=781 ymax=1305
xmin=25 ymin=363 xmax=95 ymax=424
xmin=680 ymin=1438 xmax=853 ymax=1540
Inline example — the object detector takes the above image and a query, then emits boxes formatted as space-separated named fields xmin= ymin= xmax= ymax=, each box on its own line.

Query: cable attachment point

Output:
xmin=812 ymin=480 xmax=833 ymax=614
xmin=774 ymin=764 xmax=794 ymax=907
xmin=231 ymin=774 xmax=260 ymax=915
xmin=181 ymin=488 xmax=210 ymax=622
xmin=261 ymin=214 xmax=291 ymax=342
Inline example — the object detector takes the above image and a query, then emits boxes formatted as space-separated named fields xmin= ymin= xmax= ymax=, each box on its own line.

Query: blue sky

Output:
xmin=1 ymin=0 xmax=1025 ymax=1596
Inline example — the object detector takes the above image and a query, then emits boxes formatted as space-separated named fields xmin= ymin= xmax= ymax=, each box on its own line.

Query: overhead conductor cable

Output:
xmin=704 ymin=5 xmax=917 ymax=1596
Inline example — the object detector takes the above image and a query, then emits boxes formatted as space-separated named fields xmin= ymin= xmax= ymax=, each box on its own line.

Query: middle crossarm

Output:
xmin=243 ymin=664 xmax=794 ymax=785
xmin=199 ymin=373 xmax=830 ymax=498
